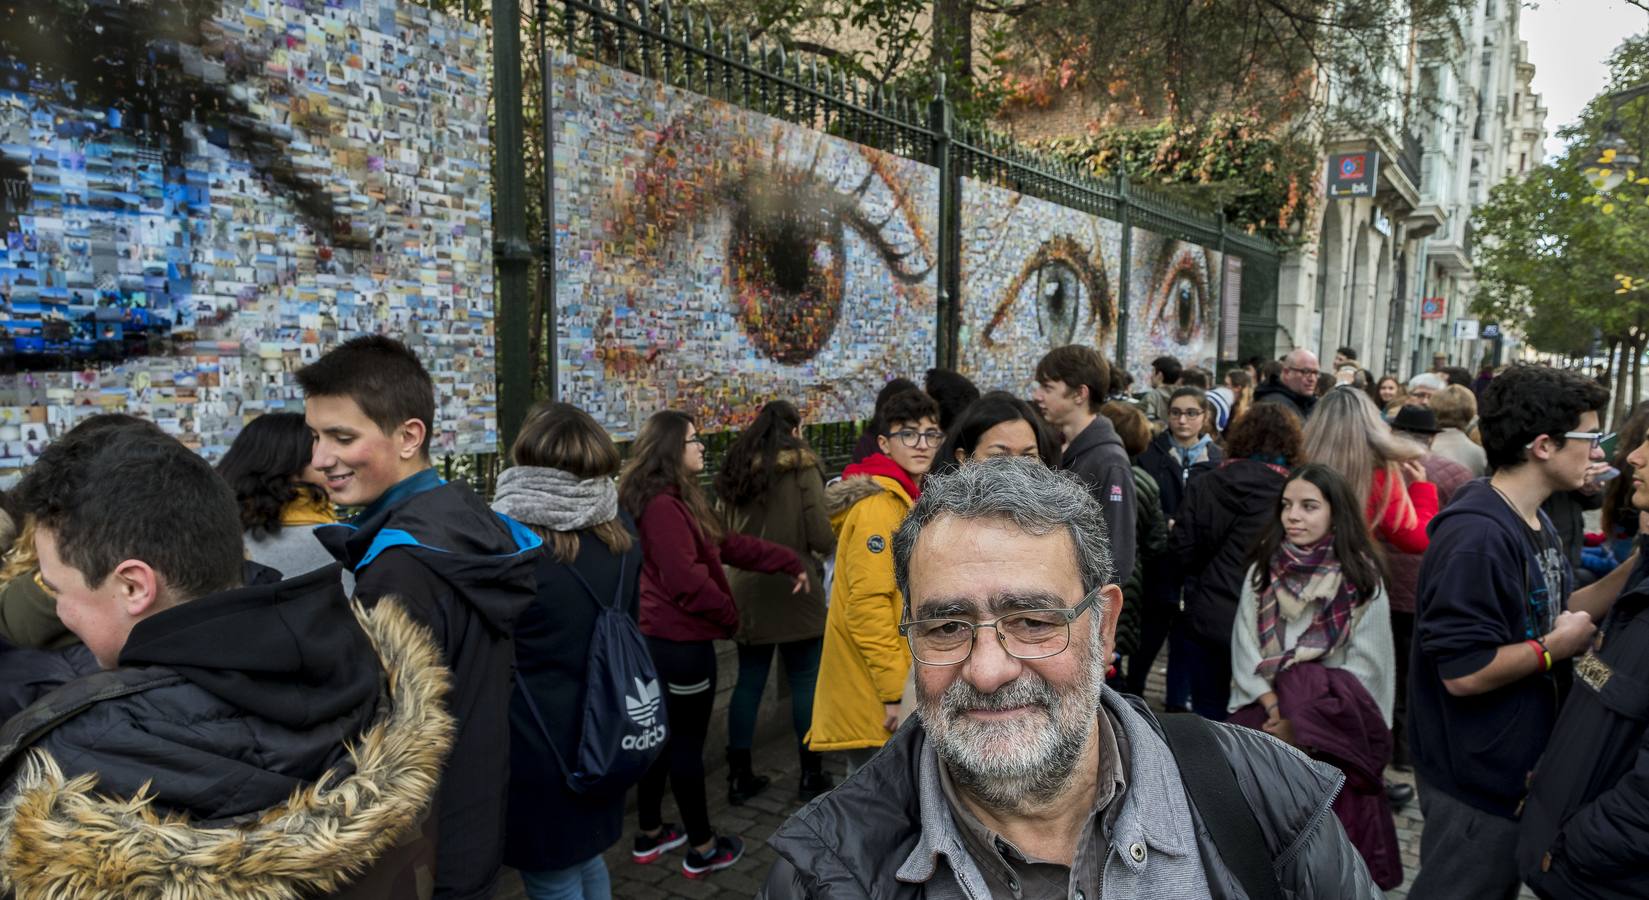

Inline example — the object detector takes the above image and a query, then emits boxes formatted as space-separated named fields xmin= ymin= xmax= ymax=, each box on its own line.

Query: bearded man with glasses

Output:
xmin=763 ymin=457 xmax=1378 ymax=900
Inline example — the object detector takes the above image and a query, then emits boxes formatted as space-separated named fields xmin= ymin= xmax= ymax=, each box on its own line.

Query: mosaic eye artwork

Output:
xmin=1126 ymin=233 xmax=1220 ymax=385
xmin=957 ymin=178 xmax=1120 ymax=394
xmin=551 ymin=51 xmax=939 ymax=439
xmin=0 ymin=0 xmax=495 ymax=472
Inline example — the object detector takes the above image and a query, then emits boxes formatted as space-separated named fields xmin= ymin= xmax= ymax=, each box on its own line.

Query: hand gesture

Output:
xmin=1401 ymin=459 xmax=1429 ymax=485
xmin=792 ymin=571 xmax=811 ymax=595
xmin=1545 ymin=610 xmax=1598 ymax=660
xmin=883 ymin=703 xmax=901 ymax=733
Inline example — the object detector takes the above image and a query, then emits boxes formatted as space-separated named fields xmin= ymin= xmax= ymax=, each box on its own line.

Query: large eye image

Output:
xmin=1150 ymin=242 xmax=1211 ymax=346
xmin=981 ymin=234 xmax=1111 ymax=350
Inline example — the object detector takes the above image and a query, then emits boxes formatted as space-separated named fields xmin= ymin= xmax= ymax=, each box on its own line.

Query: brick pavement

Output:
xmin=495 ymin=661 xmax=1532 ymax=899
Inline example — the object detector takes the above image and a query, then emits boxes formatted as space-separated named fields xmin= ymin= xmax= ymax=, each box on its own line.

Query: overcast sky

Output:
xmin=1522 ymin=0 xmax=1649 ymax=159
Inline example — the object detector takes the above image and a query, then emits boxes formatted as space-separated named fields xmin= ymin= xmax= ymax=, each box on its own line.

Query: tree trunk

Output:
xmin=1633 ymin=333 xmax=1645 ymax=413
xmin=1613 ymin=338 xmax=1634 ymax=432
xmin=931 ymin=0 xmax=973 ymax=95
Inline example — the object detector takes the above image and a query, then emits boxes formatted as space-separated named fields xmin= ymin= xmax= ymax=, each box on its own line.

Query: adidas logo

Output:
xmin=626 ymin=677 xmax=661 ymax=727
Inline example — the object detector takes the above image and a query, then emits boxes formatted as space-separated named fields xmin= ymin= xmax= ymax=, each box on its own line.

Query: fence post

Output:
xmin=1215 ymin=212 xmax=1228 ymax=366
xmin=929 ymin=75 xmax=960 ymax=370
xmin=537 ymin=0 xmax=558 ymax=403
xmin=493 ymin=0 xmax=533 ymax=455
xmin=1115 ymin=173 xmax=1132 ymax=378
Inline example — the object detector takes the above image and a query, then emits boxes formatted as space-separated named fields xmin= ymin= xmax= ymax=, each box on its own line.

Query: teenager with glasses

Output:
xmin=1408 ymin=365 xmax=1640 ymax=900
xmin=619 ymin=411 xmax=808 ymax=880
xmin=809 ymin=388 xmax=941 ymax=774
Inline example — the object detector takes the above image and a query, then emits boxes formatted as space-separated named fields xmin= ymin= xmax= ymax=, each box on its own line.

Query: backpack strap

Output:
xmin=0 ymin=667 xmax=185 ymax=781
xmin=562 ymin=550 xmax=628 ymax=613
xmin=1154 ymin=712 xmax=1286 ymax=900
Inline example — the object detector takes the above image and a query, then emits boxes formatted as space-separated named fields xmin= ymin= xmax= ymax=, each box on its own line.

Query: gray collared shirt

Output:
xmin=896 ymin=686 xmax=1212 ymax=900
xmin=936 ymin=704 xmax=1127 ymax=900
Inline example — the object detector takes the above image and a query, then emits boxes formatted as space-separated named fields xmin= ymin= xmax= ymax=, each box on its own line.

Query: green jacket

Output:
xmin=0 ymin=571 xmax=76 ymax=650
xmin=1117 ymin=465 xmax=1169 ymax=658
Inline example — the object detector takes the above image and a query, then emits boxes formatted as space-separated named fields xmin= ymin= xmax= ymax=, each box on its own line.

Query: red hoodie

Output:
xmin=635 ymin=488 xmax=804 ymax=642
xmin=841 ymin=452 xmax=921 ymax=500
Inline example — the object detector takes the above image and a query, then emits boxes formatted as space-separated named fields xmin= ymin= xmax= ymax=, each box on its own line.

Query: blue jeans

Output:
xmin=1165 ymin=622 xmax=1195 ymax=709
xmin=519 ymin=855 xmax=611 ymax=900
xmin=727 ymin=637 xmax=823 ymax=751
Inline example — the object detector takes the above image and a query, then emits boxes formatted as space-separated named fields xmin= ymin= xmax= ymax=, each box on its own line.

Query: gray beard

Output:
xmin=917 ymin=639 xmax=1105 ymax=815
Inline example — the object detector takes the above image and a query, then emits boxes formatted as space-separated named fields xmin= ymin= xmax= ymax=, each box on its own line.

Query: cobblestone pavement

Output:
xmin=496 ymin=662 xmax=1531 ymax=899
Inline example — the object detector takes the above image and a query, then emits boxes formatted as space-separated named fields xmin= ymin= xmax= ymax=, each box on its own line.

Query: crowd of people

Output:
xmin=0 ymin=333 xmax=1646 ymax=900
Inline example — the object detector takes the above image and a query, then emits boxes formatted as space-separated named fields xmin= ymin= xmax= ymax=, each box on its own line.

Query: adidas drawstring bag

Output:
xmin=515 ymin=549 xmax=667 ymax=796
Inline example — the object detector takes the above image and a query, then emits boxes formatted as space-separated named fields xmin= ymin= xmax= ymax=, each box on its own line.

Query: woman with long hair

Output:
xmin=1303 ymin=386 xmax=1438 ymax=554
xmin=1170 ymin=403 xmax=1305 ymax=718
xmin=1227 ymin=463 xmax=1400 ymax=888
xmin=215 ymin=412 xmax=341 ymax=582
xmin=1371 ymin=375 xmax=1405 ymax=416
xmin=930 ymin=391 xmax=1060 ymax=475
xmin=713 ymin=401 xmax=835 ymax=804
xmin=491 ymin=402 xmax=639 ymax=900
xmin=620 ymin=411 xmax=807 ymax=879
xmin=1604 ymin=401 xmax=1649 ymax=559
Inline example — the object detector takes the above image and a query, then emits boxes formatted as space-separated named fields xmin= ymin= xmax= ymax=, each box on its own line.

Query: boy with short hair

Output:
xmin=1408 ymin=364 xmax=1635 ymax=900
xmin=300 ymin=335 xmax=541 ymax=900
xmin=1032 ymin=344 xmax=1137 ymax=587
xmin=808 ymin=388 xmax=940 ymax=771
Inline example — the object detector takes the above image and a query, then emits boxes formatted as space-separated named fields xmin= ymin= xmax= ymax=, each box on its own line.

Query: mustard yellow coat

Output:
xmin=806 ymin=474 xmax=914 ymax=752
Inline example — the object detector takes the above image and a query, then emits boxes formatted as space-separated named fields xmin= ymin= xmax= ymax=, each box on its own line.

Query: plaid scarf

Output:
xmin=1255 ymin=537 xmax=1364 ymax=679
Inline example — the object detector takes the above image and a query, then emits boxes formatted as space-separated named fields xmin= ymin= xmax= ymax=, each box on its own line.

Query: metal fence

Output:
xmin=473 ymin=0 xmax=1283 ymax=487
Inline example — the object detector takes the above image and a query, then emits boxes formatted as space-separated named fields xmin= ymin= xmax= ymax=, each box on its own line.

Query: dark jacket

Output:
xmin=1410 ymin=479 xmax=1574 ymax=819
xmin=1229 ymin=663 xmax=1402 ymax=890
xmin=317 ymin=470 xmax=542 ymax=900
xmin=505 ymin=517 xmax=643 ymax=873
xmin=724 ymin=448 xmax=836 ymax=645
xmin=1118 ymin=464 xmax=1169 ymax=659
xmin=1252 ymin=380 xmax=1316 ymax=421
xmin=0 ymin=566 xmax=454 ymax=899
xmin=758 ymin=693 xmax=1374 ymax=899
xmin=1519 ymin=550 xmax=1649 ymax=899
xmin=1543 ymin=489 xmax=1606 ymax=574
xmin=0 ymin=572 xmax=75 ymax=650
xmin=1172 ymin=458 xmax=1290 ymax=647
xmin=1060 ymin=415 xmax=1138 ymax=587
xmin=1139 ymin=429 xmax=1224 ymax=520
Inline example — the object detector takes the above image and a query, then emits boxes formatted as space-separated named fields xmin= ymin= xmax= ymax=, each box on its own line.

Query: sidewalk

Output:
xmin=495 ymin=661 xmax=1530 ymax=899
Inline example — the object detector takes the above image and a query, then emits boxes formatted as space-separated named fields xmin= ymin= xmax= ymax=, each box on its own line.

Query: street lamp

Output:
xmin=1584 ymin=83 xmax=1649 ymax=192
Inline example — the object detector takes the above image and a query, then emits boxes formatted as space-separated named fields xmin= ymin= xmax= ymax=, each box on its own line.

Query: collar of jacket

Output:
xmin=894 ymin=687 xmax=1198 ymax=889
xmin=842 ymin=452 xmax=921 ymax=501
xmin=0 ymin=599 xmax=456 ymax=900
xmin=352 ymin=466 xmax=443 ymax=525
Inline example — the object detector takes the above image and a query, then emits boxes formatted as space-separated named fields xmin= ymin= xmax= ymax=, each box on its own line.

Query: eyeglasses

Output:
xmin=898 ymin=590 xmax=1100 ymax=666
xmin=1285 ymin=366 xmax=1318 ymax=377
xmin=886 ymin=429 xmax=945 ymax=448
xmin=685 ymin=436 xmax=705 ymax=447
xmin=1167 ymin=408 xmax=1205 ymax=419
xmin=1524 ymin=432 xmax=1612 ymax=451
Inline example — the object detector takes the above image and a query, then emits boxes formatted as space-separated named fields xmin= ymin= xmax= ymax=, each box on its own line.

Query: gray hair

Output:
xmin=1408 ymin=372 xmax=1444 ymax=392
xmin=892 ymin=457 xmax=1114 ymax=610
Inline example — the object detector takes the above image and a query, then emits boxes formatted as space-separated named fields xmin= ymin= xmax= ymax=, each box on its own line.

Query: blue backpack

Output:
xmin=515 ymin=552 xmax=667 ymax=796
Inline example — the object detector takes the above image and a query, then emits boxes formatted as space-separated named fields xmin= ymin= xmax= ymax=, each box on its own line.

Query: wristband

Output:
xmin=1526 ymin=638 xmax=1553 ymax=673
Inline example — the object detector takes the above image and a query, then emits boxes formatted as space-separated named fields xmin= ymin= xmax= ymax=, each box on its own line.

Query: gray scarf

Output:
xmin=491 ymin=465 xmax=619 ymax=531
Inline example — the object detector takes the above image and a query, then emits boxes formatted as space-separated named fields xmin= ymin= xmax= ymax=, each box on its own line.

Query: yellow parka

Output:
xmin=806 ymin=473 xmax=914 ymax=752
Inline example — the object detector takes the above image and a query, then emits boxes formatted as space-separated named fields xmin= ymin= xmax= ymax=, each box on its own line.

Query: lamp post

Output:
xmin=1583 ymin=83 xmax=1649 ymax=192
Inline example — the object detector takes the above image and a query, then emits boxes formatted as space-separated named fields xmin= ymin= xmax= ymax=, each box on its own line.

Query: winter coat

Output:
xmin=1059 ymin=415 xmax=1138 ymax=588
xmin=1384 ymin=455 xmax=1473 ymax=614
xmin=1368 ymin=467 xmax=1440 ymax=555
xmin=1228 ymin=663 xmax=1402 ymax=890
xmin=809 ymin=457 xmax=915 ymax=752
xmin=316 ymin=470 xmax=542 ymax=900
xmin=1252 ymin=381 xmax=1316 ymax=421
xmin=505 ymin=516 xmax=643 ymax=873
xmin=1141 ymin=384 xmax=1175 ymax=423
xmin=1172 ymin=457 xmax=1291 ymax=647
xmin=1433 ymin=427 xmax=1487 ymax=477
xmin=0 ymin=566 xmax=455 ymax=899
xmin=1519 ymin=553 xmax=1649 ymax=899
xmin=1544 ymin=488 xmax=1606 ymax=574
xmin=635 ymin=488 xmax=804 ymax=643
xmin=1118 ymin=464 xmax=1170 ymax=659
xmin=724 ymin=448 xmax=836 ymax=645
xmin=0 ymin=571 xmax=74 ymax=650
xmin=1140 ymin=429 xmax=1224 ymax=520
xmin=762 ymin=692 xmax=1378 ymax=899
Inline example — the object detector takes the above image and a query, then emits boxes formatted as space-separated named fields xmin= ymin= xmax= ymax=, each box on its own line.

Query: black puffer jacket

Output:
xmin=758 ymin=693 xmax=1375 ymax=899
xmin=1139 ymin=430 xmax=1223 ymax=520
xmin=1172 ymin=457 xmax=1290 ymax=647
xmin=1252 ymin=381 xmax=1315 ymax=422
xmin=1519 ymin=552 xmax=1649 ymax=899
xmin=318 ymin=473 xmax=542 ymax=900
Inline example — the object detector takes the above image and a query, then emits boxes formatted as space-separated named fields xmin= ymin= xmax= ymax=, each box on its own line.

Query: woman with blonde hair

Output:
xmin=1429 ymin=384 xmax=1488 ymax=476
xmin=1303 ymin=386 xmax=1439 ymax=554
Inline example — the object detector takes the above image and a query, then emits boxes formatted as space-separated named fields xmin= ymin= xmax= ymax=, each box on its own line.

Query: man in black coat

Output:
xmin=1252 ymin=348 xmax=1319 ymax=421
xmin=1518 ymin=434 xmax=1649 ymax=899
xmin=301 ymin=336 xmax=541 ymax=900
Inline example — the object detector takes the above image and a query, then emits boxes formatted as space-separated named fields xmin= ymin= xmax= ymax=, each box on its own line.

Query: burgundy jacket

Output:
xmin=1384 ymin=455 xmax=1474 ymax=614
xmin=635 ymin=489 xmax=803 ymax=642
xmin=1229 ymin=662 xmax=1402 ymax=890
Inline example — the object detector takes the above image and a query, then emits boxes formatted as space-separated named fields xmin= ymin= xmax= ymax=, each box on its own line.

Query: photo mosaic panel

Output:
xmin=1125 ymin=230 xmax=1221 ymax=387
xmin=957 ymin=177 xmax=1121 ymax=394
xmin=552 ymin=51 xmax=939 ymax=438
xmin=0 ymin=0 xmax=494 ymax=471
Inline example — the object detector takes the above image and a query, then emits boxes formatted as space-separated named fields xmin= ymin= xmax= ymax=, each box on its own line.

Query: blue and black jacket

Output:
xmin=317 ymin=468 xmax=542 ymax=900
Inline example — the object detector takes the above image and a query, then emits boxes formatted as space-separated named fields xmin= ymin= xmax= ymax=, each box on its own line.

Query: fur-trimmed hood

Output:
xmin=825 ymin=474 xmax=891 ymax=520
xmin=763 ymin=447 xmax=820 ymax=473
xmin=0 ymin=598 xmax=455 ymax=900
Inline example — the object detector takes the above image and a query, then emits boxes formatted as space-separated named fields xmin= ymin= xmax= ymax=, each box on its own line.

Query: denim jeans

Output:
xmin=727 ymin=637 xmax=823 ymax=751
xmin=519 ymin=855 xmax=611 ymax=900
